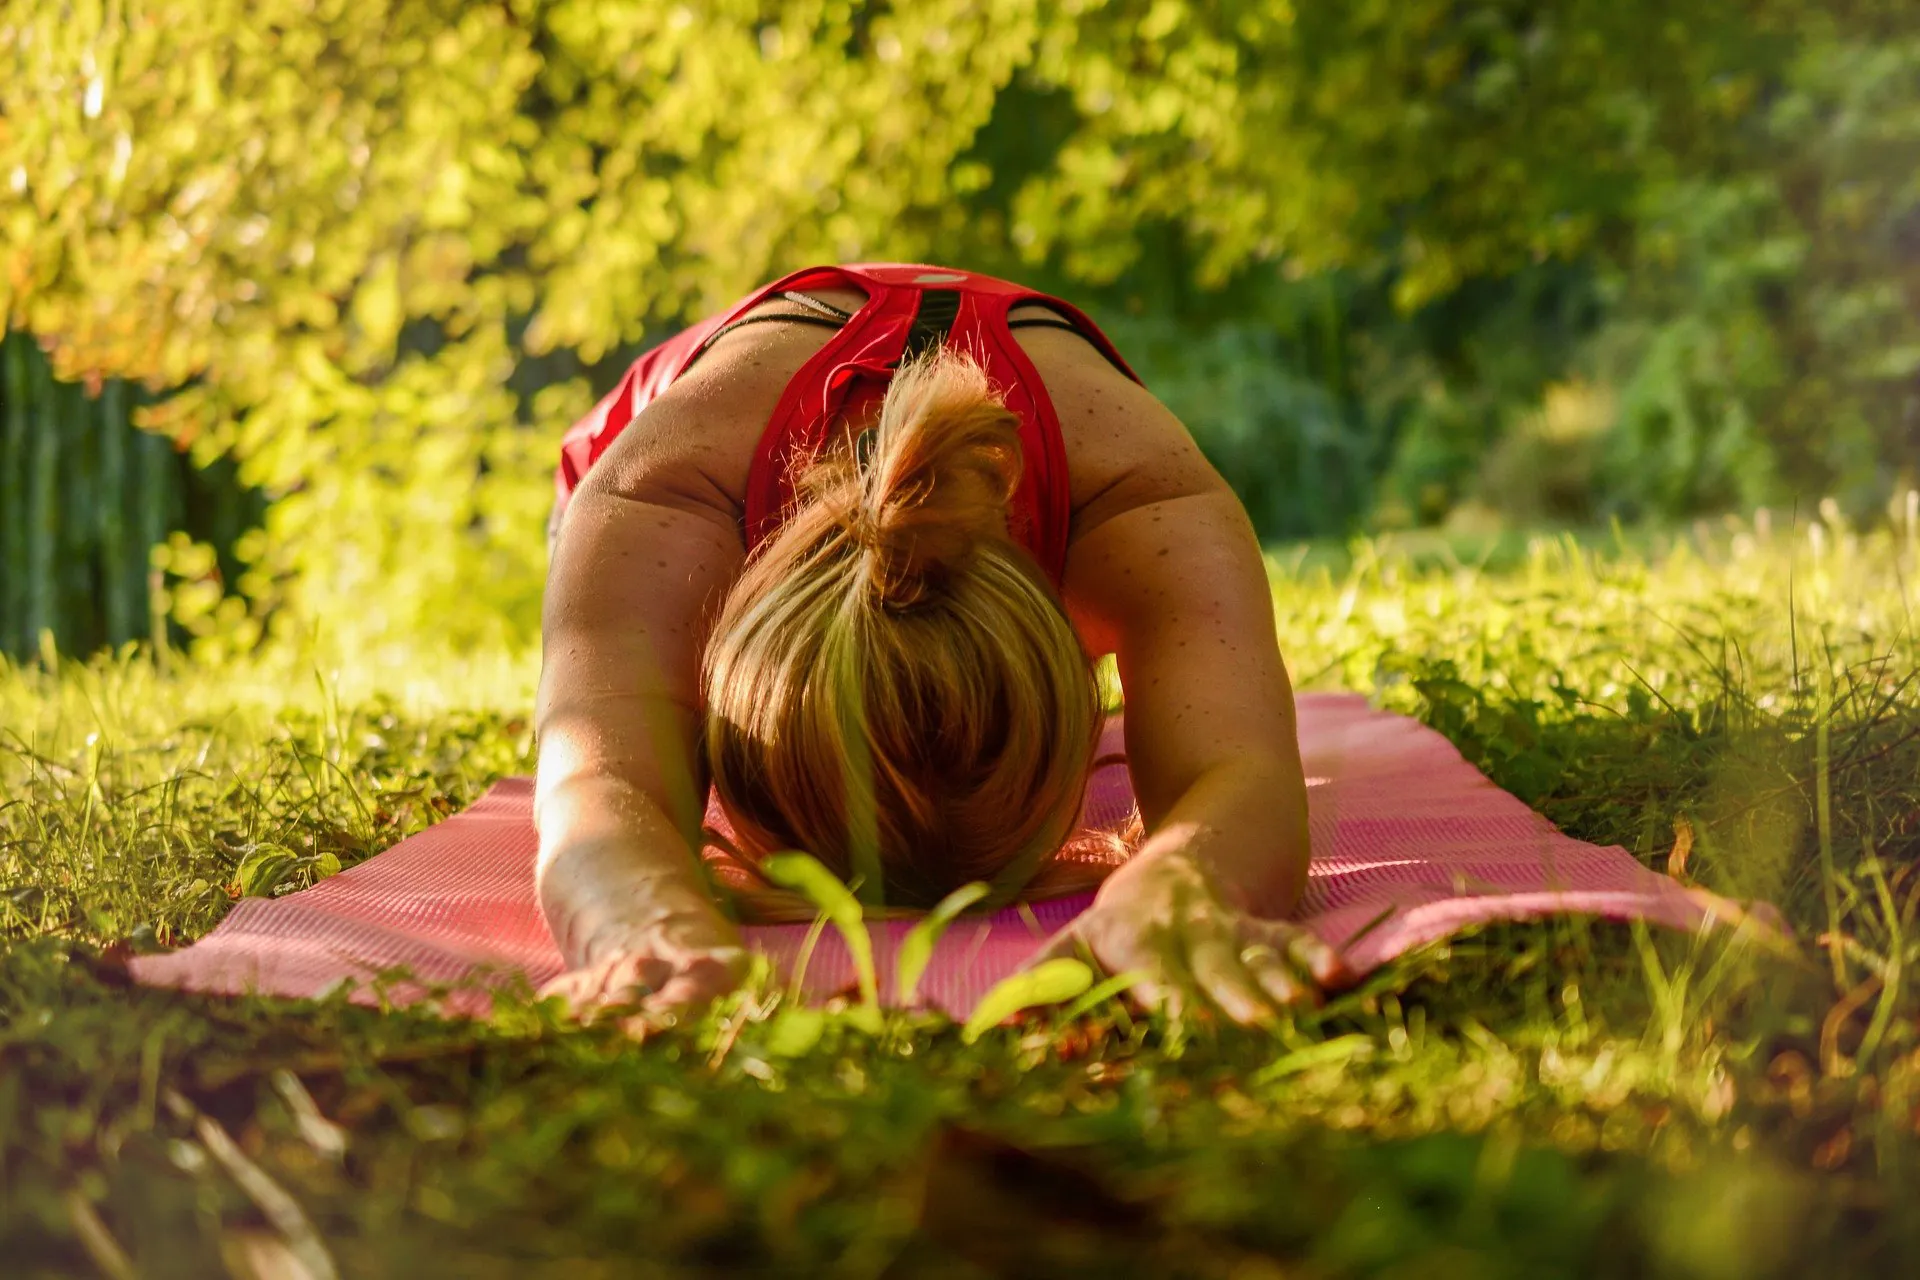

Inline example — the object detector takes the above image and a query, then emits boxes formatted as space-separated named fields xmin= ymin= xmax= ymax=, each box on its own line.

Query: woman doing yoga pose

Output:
xmin=536 ymin=263 xmax=1343 ymax=1024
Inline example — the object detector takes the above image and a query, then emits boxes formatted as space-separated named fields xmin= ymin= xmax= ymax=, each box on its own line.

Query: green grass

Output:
xmin=6 ymin=504 xmax=1920 ymax=1277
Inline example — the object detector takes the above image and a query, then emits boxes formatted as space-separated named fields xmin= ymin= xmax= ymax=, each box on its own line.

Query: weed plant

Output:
xmin=4 ymin=502 xmax=1919 ymax=1277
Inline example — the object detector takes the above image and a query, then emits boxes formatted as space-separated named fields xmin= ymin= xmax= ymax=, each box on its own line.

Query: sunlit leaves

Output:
xmin=0 ymin=0 xmax=1063 ymax=654
xmin=0 ymin=0 xmax=1855 ymax=654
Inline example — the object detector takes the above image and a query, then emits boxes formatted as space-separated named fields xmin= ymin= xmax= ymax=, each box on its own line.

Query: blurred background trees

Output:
xmin=1 ymin=0 xmax=1915 ymax=658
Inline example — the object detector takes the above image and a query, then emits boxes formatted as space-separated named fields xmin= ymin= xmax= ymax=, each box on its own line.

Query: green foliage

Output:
xmin=1591 ymin=28 xmax=1920 ymax=520
xmin=1056 ymin=968 xmax=1149 ymax=1022
xmin=0 ymin=0 xmax=1075 ymax=655
xmin=1004 ymin=0 xmax=1760 ymax=303
xmin=760 ymin=850 xmax=879 ymax=1014
xmin=11 ymin=1 xmax=1908 ymax=654
xmin=0 ymin=330 xmax=261 ymax=660
xmin=959 ymin=958 xmax=1094 ymax=1043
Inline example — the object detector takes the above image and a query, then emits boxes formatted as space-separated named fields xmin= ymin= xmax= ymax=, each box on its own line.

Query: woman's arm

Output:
xmin=1071 ymin=486 xmax=1311 ymax=914
xmin=535 ymin=299 xmax=863 ymax=1020
xmin=1049 ymin=384 xmax=1347 ymax=1022
xmin=534 ymin=376 xmax=761 ymax=1016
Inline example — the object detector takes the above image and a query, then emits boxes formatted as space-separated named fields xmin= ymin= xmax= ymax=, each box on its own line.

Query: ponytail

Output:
xmin=828 ymin=350 xmax=1024 ymax=610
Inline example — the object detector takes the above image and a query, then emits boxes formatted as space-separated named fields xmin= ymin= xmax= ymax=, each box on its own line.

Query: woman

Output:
xmin=535 ymin=263 xmax=1344 ymax=1026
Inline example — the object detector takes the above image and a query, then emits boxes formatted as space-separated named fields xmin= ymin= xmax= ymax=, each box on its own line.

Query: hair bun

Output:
xmin=846 ymin=348 xmax=1024 ymax=610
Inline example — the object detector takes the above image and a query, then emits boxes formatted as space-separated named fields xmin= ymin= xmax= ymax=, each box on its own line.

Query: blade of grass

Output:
xmin=1816 ymin=640 xmax=1848 ymax=990
xmin=761 ymin=851 xmax=877 ymax=1010
xmin=1056 ymin=969 xmax=1149 ymax=1024
xmin=786 ymin=913 xmax=831 ymax=1008
xmin=895 ymin=881 xmax=988 ymax=1007
xmin=1854 ymin=834 xmax=1903 ymax=1068
xmin=1250 ymin=1034 xmax=1376 ymax=1086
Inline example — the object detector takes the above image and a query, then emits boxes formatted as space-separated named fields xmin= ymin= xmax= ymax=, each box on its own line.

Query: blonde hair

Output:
xmin=702 ymin=347 xmax=1109 ymax=921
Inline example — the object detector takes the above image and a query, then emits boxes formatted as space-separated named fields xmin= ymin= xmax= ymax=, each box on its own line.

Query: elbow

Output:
xmin=1201 ymin=748 xmax=1307 ymax=810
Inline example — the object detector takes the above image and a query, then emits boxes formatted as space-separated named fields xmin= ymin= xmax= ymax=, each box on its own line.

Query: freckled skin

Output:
xmin=536 ymin=285 xmax=1325 ymax=1025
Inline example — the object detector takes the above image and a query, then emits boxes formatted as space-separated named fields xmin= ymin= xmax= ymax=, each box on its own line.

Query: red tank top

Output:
xmin=553 ymin=263 xmax=1139 ymax=586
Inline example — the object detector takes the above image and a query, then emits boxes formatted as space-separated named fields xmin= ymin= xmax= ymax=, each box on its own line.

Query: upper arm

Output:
xmin=535 ymin=382 xmax=753 ymax=837
xmin=538 ymin=487 xmax=742 ymax=784
xmin=1056 ymin=383 xmax=1300 ymax=829
xmin=535 ymin=311 xmax=860 ymax=844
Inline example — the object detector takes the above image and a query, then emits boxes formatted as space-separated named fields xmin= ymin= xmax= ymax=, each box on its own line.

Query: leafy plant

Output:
xmin=10 ymin=1 xmax=1909 ymax=660
xmin=760 ymin=850 xmax=880 ymax=1019
xmin=960 ymin=958 xmax=1095 ymax=1044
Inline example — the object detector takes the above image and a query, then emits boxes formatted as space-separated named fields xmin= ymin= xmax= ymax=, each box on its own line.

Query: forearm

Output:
xmin=534 ymin=771 xmax=731 ymax=968
xmin=1103 ymin=752 xmax=1311 ymax=917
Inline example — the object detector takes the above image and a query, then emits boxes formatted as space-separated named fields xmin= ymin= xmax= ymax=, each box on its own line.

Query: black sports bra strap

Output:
xmin=684 ymin=310 xmax=847 ymax=371
xmin=903 ymin=289 xmax=963 ymax=362
xmin=1006 ymin=317 xmax=1085 ymax=334
xmin=1006 ymin=307 xmax=1134 ymax=378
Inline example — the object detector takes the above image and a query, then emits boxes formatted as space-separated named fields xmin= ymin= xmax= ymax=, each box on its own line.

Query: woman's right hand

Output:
xmin=538 ymin=886 xmax=750 ymax=1025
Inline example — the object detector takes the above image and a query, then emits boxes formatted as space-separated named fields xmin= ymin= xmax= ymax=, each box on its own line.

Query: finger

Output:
xmin=1241 ymin=920 xmax=1345 ymax=994
xmin=644 ymin=954 xmax=750 ymax=1012
xmin=1125 ymin=977 xmax=1183 ymax=1021
xmin=555 ymin=963 xmax=624 ymax=1010
xmin=1245 ymin=952 xmax=1308 ymax=1008
xmin=1282 ymin=929 xmax=1350 ymax=989
xmin=681 ymin=948 xmax=751 ymax=993
xmin=653 ymin=947 xmax=748 ymax=992
xmin=537 ymin=971 xmax=590 ymax=1006
xmin=1185 ymin=937 xmax=1276 ymax=1026
xmin=540 ymin=956 xmax=670 ymax=1018
xmin=596 ymin=956 xmax=673 ymax=1009
xmin=642 ymin=974 xmax=723 ymax=1013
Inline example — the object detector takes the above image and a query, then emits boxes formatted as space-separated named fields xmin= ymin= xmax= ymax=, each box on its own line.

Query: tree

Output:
xmin=0 ymin=1 xmax=1903 ymax=653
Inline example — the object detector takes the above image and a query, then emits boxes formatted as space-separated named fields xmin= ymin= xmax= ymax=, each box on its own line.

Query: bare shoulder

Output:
xmin=576 ymin=342 xmax=798 ymax=528
xmin=1011 ymin=316 xmax=1262 ymax=658
xmin=573 ymin=285 xmax=874 ymax=523
xmin=1009 ymin=318 xmax=1233 ymax=542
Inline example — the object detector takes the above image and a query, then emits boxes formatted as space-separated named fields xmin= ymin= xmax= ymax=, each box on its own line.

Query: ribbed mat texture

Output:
xmin=131 ymin=694 xmax=1746 ymax=1017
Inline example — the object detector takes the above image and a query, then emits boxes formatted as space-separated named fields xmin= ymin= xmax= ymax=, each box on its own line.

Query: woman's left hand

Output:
xmin=1028 ymin=851 xmax=1349 ymax=1024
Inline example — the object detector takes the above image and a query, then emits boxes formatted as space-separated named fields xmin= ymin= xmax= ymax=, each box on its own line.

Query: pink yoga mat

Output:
xmin=132 ymin=694 xmax=1758 ymax=1018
